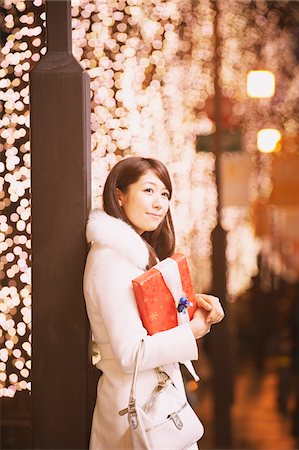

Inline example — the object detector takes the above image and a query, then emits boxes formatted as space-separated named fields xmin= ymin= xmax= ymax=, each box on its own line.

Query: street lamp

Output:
xmin=246 ymin=70 xmax=280 ymax=293
xmin=246 ymin=70 xmax=281 ymax=153
xmin=257 ymin=128 xmax=281 ymax=153
xmin=247 ymin=70 xmax=276 ymax=98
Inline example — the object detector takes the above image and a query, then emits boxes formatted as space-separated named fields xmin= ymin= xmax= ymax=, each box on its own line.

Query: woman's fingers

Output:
xmin=206 ymin=302 xmax=224 ymax=324
xmin=195 ymin=294 xmax=212 ymax=311
xmin=206 ymin=311 xmax=224 ymax=324
xmin=196 ymin=293 xmax=225 ymax=324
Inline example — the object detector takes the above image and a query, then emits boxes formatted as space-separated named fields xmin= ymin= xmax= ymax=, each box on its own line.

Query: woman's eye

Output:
xmin=144 ymin=188 xmax=169 ymax=198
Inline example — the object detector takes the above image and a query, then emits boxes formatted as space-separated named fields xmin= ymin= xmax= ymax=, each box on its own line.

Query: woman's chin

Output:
xmin=141 ymin=224 xmax=161 ymax=233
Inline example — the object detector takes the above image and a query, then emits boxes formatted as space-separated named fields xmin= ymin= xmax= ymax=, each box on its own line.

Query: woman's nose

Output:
xmin=152 ymin=195 xmax=162 ymax=209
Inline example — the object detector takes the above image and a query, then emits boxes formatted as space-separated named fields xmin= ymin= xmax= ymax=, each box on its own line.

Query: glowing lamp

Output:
xmin=257 ymin=128 xmax=281 ymax=153
xmin=247 ymin=70 xmax=275 ymax=98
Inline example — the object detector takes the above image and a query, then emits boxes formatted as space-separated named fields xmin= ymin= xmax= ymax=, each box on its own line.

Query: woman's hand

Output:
xmin=189 ymin=294 xmax=224 ymax=339
xmin=195 ymin=293 xmax=224 ymax=325
xmin=189 ymin=307 xmax=212 ymax=339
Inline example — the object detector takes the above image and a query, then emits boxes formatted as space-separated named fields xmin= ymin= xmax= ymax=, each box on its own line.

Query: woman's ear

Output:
xmin=115 ymin=188 xmax=123 ymax=207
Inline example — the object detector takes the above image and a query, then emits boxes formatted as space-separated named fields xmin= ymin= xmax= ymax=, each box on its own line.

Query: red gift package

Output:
xmin=132 ymin=253 xmax=197 ymax=335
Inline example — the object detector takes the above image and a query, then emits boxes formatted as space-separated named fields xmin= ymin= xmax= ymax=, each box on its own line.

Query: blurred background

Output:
xmin=1 ymin=0 xmax=299 ymax=449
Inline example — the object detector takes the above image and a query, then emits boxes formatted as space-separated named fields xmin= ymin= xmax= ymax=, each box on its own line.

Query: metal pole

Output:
xmin=30 ymin=1 xmax=91 ymax=448
xmin=210 ymin=1 xmax=233 ymax=448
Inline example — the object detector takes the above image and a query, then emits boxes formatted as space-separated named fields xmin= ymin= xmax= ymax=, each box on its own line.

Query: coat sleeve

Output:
xmin=84 ymin=247 xmax=198 ymax=374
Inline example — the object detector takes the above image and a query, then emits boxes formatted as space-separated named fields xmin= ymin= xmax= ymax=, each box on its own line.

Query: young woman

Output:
xmin=83 ymin=156 xmax=224 ymax=450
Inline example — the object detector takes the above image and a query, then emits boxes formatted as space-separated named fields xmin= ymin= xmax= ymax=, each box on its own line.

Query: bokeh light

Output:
xmin=257 ymin=128 xmax=281 ymax=153
xmin=0 ymin=0 xmax=45 ymax=398
xmin=247 ymin=70 xmax=275 ymax=99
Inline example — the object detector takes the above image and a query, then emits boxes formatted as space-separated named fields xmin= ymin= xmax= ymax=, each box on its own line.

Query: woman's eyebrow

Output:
xmin=141 ymin=181 xmax=158 ymax=186
xmin=141 ymin=181 xmax=168 ymax=189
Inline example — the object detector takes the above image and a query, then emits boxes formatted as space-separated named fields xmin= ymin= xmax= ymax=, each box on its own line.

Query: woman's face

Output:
xmin=117 ymin=170 xmax=170 ymax=234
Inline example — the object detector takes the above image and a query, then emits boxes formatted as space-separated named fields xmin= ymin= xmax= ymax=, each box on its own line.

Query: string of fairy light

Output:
xmin=70 ymin=0 xmax=220 ymax=289
xmin=0 ymin=0 xmax=46 ymax=398
xmin=1 ymin=0 xmax=298 ymax=397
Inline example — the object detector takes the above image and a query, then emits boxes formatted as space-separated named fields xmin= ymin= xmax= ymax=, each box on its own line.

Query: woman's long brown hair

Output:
xmin=103 ymin=156 xmax=175 ymax=268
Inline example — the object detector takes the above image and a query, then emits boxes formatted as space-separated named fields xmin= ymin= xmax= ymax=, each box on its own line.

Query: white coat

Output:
xmin=83 ymin=209 xmax=199 ymax=450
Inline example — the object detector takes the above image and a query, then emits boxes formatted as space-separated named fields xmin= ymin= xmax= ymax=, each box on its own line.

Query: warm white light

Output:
xmin=257 ymin=128 xmax=281 ymax=153
xmin=247 ymin=70 xmax=275 ymax=98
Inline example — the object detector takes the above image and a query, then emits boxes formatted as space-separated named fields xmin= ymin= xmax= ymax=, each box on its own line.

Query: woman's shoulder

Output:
xmin=84 ymin=245 xmax=144 ymax=290
xmin=86 ymin=209 xmax=149 ymax=270
xmin=86 ymin=245 xmax=125 ymax=273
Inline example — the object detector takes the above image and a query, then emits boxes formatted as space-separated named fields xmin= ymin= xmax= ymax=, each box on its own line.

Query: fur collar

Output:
xmin=86 ymin=209 xmax=149 ymax=270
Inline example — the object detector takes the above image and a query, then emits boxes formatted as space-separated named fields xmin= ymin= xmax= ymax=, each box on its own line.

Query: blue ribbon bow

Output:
xmin=177 ymin=296 xmax=193 ymax=314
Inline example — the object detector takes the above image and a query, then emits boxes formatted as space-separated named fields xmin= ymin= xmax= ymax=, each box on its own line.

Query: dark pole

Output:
xmin=210 ymin=1 xmax=233 ymax=448
xmin=30 ymin=1 xmax=91 ymax=448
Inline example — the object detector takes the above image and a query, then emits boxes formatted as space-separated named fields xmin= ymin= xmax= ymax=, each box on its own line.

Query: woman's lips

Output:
xmin=147 ymin=213 xmax=162 ymax=219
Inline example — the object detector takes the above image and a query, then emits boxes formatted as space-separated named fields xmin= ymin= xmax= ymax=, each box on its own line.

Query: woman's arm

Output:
xmin=84 ymin=247 xmax=200 ymax=374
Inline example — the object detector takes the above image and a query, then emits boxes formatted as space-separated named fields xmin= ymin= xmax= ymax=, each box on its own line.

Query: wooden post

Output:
xmin=30 ymin=1 xmax=91 ymax=448
xmin=209 ymin=1 xmax=233 ymax=448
